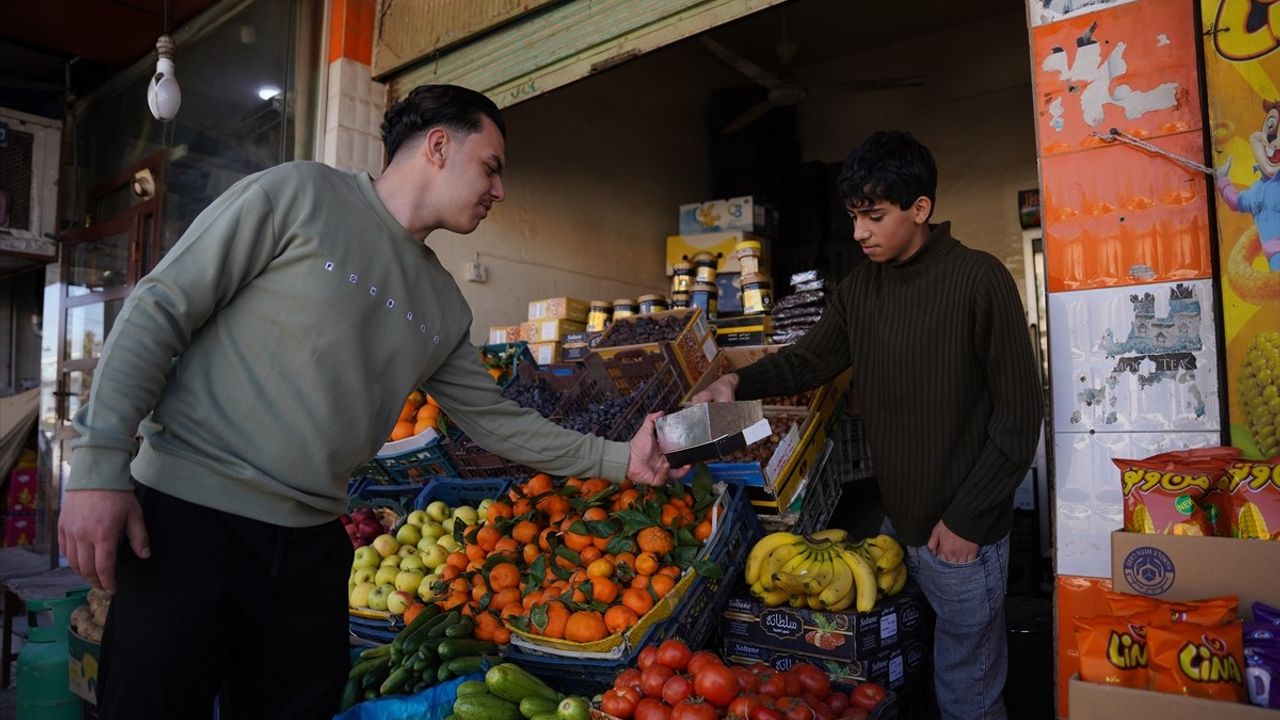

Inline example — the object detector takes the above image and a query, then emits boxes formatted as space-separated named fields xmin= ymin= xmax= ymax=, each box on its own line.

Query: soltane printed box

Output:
xmin=719 ymin=582 xmax=931 ymax=663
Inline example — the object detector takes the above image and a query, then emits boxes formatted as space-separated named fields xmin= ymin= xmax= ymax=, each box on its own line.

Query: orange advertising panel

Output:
xmin=1031 ymin=1 xmax=1202 ymax=157
xmin=1201 ymin=0 xmax=1280 ymax=460
xmin=1042 ymin=132 xmax=1214 ymax=291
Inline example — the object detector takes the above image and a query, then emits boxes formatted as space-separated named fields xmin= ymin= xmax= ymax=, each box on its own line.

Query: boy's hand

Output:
xmin=689 ymin=373 xmax=740 ymax=404
xmin=927 ymin=519 xmax=978 ymax=564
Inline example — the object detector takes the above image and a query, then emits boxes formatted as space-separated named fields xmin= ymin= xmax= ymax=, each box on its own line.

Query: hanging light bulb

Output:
xmin=147 ymin=35 xmax=181 ymax=122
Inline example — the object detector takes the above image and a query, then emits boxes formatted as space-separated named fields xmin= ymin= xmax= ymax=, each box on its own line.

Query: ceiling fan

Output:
xmin=700 ymin=33 xmax=926 ymax=135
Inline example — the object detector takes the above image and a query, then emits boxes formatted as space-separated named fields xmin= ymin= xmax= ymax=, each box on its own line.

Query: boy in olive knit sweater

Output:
xmin=694 ymin=132 xmax=1043 ymax=720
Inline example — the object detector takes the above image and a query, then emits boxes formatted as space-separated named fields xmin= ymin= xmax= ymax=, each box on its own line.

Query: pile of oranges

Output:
xmin=431 ymin=473 xmax=722 ymax=646
xmin=388 ymin=391 xmax=442 ymax=442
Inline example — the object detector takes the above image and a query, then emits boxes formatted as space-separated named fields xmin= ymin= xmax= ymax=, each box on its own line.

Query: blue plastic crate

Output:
xmin=349 ymin=479 xmax=511 ymax=644
xmin=500 ymin=479 xmax=762 ymax=694
xmin=482 ymin=341 xmax=538 ymax=390
xmin=411 ymin=477 xmax=512 ymax=510
xmin=354 ymin=483 xmax=424 ymax=516
xmin=374 ymin=434 xmax=456 ymax=484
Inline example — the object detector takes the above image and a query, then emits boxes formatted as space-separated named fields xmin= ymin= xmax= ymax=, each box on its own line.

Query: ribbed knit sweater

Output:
xmin=736 ymin=223 xmax=1043 ymax=546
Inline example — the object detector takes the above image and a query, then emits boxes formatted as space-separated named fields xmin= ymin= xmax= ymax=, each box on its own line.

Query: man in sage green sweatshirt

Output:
xmin=59 ymin=85 xmax=675 ymax=719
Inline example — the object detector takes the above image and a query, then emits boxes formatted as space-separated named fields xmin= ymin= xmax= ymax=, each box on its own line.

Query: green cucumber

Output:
xmin=339 ymin=678 xmax=359 ymax=712
xmin=445 ymin=655 xmax=487 ymax=676
xmin=379 ymin=666 xmax=412 ymax=696
xmin=392 ymin=604 xmax=442 ymax=651
xmin=485 ymin=663 xmax=561 ymax=702
xmin=456 ymin=680 xmax=490 ymax=697
xmin=454 ymin=695 xmax=520 ymax=720
xmin=520 ymin=697 xmax=559 ymax=718
xmin=445 ymin=616 xmax=475 ymax=638
xmin=438 ymin=638 xmax=499 ymax=661
xmin=427 ymin=610 xmax=461 ymax=638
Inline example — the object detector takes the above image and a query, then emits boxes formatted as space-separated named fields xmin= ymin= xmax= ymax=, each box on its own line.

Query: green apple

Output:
xmin=371 ymin=534 xmax=400 ymax=558
xmin=418 ymin=574 xmax=440 ymax=602
xmin=375 ymin=565 xmax=400 ymax=586
xmin=387 ymin=590 xmax=415 ymax=615
xmin=420 ymin=521 xmax=445 ymax=540
xmin=441 ymin=517 xmax=455 ymax=534
xmin=397 ymin=544 xmax=417 ymax=559
xmin=452 ymin=506 xmax=478 ymax=527
xmin=477 ymin=499 xmax=495 ymax=518
xmin=398 ymin=554 xmax=426 ymax=574
xmin=395 ymin=569 xmax=424 ymax=594
xmin=351 ymin=566 xmax=376 ymax=586
xmin=380 ymin=554 xmax=400 ymax=567
xmin=367 ymin=584 xmax=394 ymax=611
xmin=395 ymin=523 xmax=422 ymax=547
xmin=406 ymin=510 xmax=429 ymax=527
xmin=420 ymin=544 xmax=449 ymax=570
xmin=436 ymin=535 xmax=460 ymax=552
xmin=350 ymin=582 xmax=376 ymax=608
xmin=352 ymin=546 xmax=381 ymax=569
xmin=425 ymin=501 xmax=450 ymax=523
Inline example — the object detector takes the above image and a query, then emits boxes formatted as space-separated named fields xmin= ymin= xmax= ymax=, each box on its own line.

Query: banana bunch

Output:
xmin=744 ymin=530 xmax=908 ymax=613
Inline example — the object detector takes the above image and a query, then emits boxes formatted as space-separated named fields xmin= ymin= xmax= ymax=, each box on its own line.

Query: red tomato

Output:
xmin=760 ymin=673 xmax=788 ymax=699
xmin=801 ymin=695 xmax=835 ymax=720
xmin=781 ymin=672 xmax=802 ymax=697
xmin=850 ymin=683 xmax=886 ymax=711
xmin=603 ymin=688 xmax=640 ymax=719
xmin=616 ymin=669 xmax=645 ymax=695
xmin=635 ymin=698 xmax=672 ymax=720
xmin=728 ymin=696 xmax=761 ymax=719
xmin=670 ymin=699 xmax=718 ymax=720
xmin=661 ymin=674 xmax=694 ymax=708
xmin=686 ymin=651 xmax=722 ymax=678
xmin=827 ymin=693 xmax=849 ymax=715
xmin=792 ymin=664 xmax=831 ymax=700
xmin=638 ymin=646 xmax=659 ymax=671
xmin=693 ymin=663 xmax=741 ymax=708
xmin=656 ymin=639 xmax=693 ymax=672
xmin=839 ymin=709 xmax=869 ymax=720
xmin=748 ymin=663 xmax=773 ymax=676
xmin=749 ymin=705 xmax=784 ymax=720
xmin=777 ymin=697 xmax=813 ymax=720
xmin=733 ymin=666 xmax=761 ymax=694
xmin=641 ymin=665 xmax=676 ymax=698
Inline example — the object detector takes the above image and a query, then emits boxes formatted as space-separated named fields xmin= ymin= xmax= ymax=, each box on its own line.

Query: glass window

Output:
xmin=62 ymin=0 xmax=313 ymax=257
xmin=63 ymin=369 xmax=95 ymax=420
xmin=64 ymin=299 xmax=125 ymax=361
xmin=65 ymin=234 xmax=130 ymax=296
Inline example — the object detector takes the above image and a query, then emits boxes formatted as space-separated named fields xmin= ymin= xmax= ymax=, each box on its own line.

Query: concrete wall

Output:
xmin=428 ymin=44 xmax=740 ymax=346
xmin=434 ymin=8 xmax=1039 ymax=345
xmin=796 ymin=10 xmax=1039 ymax=299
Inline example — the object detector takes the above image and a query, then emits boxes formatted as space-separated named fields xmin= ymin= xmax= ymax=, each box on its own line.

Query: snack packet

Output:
xmin=1114 ymin=449 xmax=1240 ymax=536
xmin=1222 ymin=458 xmax=1280 ymax=541
xmin=1253 ymin=602 xmax=1280 ymax=625
xmin=1147 ymin=620 xmax=1246 ymax=702
xmin=1074 ymin=615 xmax=1153 ymax=688
xmin=1243 ymin=624 xmax=1280 ymax=709
xmin=1103 ymin=592 xmax=1238 ymax=626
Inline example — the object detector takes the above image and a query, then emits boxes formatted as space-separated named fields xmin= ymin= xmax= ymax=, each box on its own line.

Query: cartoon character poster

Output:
xmin=1202 ymin=0 xmax=1280 ymax=459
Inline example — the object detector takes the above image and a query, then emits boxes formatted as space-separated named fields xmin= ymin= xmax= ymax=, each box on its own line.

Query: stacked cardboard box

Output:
xmin=524 ymin=297 xmax=589 ymax=365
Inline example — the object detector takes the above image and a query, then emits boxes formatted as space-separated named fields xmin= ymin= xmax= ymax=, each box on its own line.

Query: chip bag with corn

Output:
xmin=1222 ymin=457 xmax=1280 ymax=541
xmin=1114 ymin=449 xmax=1239 ymax=536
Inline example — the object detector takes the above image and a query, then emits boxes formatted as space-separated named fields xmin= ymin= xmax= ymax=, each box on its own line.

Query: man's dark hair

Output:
xmin=381 ymin=85 xmax=507 ymax=161
xmin=836 ymin=130 xmax=937 ymax=214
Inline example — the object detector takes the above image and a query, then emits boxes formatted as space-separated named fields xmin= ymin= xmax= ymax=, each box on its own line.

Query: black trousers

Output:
xmin=98 ymin=485 xmax=352 ymax=719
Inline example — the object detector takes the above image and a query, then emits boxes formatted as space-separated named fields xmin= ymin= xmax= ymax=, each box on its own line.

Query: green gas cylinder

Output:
xmin=16 ymin=592 xmax=86 ymax=720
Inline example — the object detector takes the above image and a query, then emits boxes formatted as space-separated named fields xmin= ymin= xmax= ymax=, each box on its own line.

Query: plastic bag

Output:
xmin=332 ymin=673 xmax=484 ymax=720
xmin=1223 ymin=457 xmax=1280 ymax=540
xmin=1147 ymin=621 xmax=1246 ymax=702
xmin=1113 ymin=449 xmax=1239 ymax=536
xmin=1073 ymin=615 xmax=1151 ymax=688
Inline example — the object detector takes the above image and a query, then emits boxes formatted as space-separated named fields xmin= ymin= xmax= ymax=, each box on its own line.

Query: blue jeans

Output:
xmin=886 ymin=522 xmax=1010 ymax=720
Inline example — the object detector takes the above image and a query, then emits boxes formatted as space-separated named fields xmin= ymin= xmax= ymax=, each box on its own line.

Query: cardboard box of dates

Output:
xmin=593 ymin=307 xmax=718 ymax=387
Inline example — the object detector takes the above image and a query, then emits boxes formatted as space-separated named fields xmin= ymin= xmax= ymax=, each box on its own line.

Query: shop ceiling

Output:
xmin=0 ymin=0 xmax=223 ymax=116
xmin=381 ymin=0 xmax=1021 ymax=108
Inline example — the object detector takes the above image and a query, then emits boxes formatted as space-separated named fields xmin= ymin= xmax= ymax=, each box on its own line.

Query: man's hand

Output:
xmin=689 ymin=373 xmax=740 ymax=405
xmin=58 ymin=489 xmax=150 ymax=592
xmin=927 ymin=519 xmax=978 ymax=564
xmin=627 ymin=412 xmax=690 ymax=486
